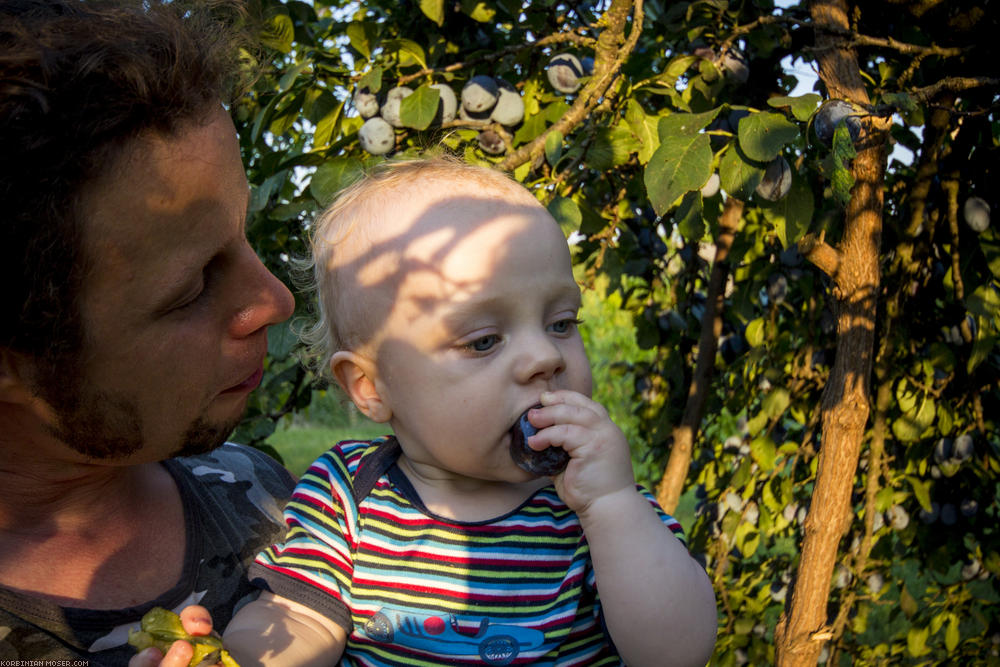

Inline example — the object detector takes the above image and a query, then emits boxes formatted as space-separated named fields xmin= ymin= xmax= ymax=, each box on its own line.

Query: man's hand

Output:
xmin=128 ymin=605 xmax=218 ymax=667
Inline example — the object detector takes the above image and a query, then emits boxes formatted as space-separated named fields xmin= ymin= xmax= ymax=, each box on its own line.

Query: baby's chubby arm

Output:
xmin=527 ymin=390 xmax=718 ymax=667
xmin=128 ymin=594 xmax=347 ymax=667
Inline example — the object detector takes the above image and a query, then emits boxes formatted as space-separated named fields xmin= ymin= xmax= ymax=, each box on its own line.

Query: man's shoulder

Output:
xmin=168 ymin=442 xmax=296 ymax=528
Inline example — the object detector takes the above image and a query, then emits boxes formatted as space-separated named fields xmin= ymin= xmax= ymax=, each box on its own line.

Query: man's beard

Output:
xmin=42 ymin=378 xmax=238 ymax=460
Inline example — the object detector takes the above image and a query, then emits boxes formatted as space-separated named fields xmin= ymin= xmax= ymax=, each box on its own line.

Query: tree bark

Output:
xmin=656 ymin=197 xmax=744 ymax=513
xmin=774 ymin=1 xmax=888 ymax=664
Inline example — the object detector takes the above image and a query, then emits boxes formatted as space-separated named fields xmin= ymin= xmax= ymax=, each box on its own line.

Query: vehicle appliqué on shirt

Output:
xmin=362 ymin=606 xmax=546 ymax=665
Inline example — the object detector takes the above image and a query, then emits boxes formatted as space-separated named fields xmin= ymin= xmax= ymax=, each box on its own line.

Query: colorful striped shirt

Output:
xmin=251 ymin=437 xmax=685 ymax=666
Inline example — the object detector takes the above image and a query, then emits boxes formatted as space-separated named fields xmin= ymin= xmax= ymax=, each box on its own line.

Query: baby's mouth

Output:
xmin=508 ymin=404 xmax=569 ymax=476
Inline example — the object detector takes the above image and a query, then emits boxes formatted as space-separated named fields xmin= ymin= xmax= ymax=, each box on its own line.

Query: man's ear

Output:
xmin=0 ymin=348 xmax=37 ymax=405
xmin=329 ymin=350 xmax=391 ymax=423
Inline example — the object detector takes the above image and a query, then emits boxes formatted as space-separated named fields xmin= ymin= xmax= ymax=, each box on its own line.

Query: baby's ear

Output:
xmin=329 ymin=351 xmax=391 ymax=423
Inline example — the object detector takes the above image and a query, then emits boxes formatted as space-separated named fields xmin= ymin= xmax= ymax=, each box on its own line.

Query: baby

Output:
xmin=149 ymin=157 xmax=717 ymax=667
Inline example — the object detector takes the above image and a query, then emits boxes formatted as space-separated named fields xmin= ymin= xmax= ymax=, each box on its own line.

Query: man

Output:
xmin=0 ymin=1 xmax=298 ymax=663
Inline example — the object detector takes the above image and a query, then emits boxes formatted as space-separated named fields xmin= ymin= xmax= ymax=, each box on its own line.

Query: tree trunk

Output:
xmin=656 ymin=197 xmax=744 ymax=513
xmin=774 ymin=1 xmax=888 ymax=664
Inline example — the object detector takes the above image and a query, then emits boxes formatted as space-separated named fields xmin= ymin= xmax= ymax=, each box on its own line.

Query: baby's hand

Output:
xmin=128 ymin=605 xmax=225 ymax=667
xmin=525 ymin=390 xmax=636 ymax=512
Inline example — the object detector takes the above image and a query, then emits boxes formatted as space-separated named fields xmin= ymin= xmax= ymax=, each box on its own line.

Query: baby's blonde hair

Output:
xmin=300 ymin=155 xmax=540 ymax=380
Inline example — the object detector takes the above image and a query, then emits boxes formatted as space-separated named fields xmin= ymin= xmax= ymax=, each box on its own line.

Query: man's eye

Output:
xmin=465 ymin=334 xmax=499 ymax=352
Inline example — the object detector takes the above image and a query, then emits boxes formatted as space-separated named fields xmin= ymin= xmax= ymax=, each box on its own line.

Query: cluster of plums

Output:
xmin=355 ymin=53 xmax=593 ymax=156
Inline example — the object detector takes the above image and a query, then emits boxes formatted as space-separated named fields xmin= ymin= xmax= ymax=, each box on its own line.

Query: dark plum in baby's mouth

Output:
xmin=509 ymin=404 xmax=569 ymax=476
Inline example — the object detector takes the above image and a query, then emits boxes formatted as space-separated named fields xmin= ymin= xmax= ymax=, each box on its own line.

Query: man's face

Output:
xmin=356 ymin=182 xmax=593 ymax=483
xmin=47 ymin=105 xmax=294 ymax=461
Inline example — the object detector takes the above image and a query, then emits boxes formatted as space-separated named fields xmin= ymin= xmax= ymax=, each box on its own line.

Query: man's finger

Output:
xmin=128 ymin=647 xmax=165 ymax=667
xmin=179 ymin=605 xmax=214 ymax=636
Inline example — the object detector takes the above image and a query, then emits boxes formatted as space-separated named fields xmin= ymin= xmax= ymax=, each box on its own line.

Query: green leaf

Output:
xmin=358 ymin=67 xmax=383 ymax=93
xmin=750 ymin=436 xmax=776 ymax=471
xmin=644 ymin=133 xmax=713 ymax=215
xmin=547 ymin=196 xmax=582 ymax=234
xmin=719 ymin=146 xmax=763 ymax=199
xmin=761 ymin=172 xmax=814 ymax=248
xmin=260 ymin=14 xmax=294 ymax=54
xmin=625 ymin=100 xmax=660 ymax=164
xmin=767 ymin=94 xmax=823 ymax=122
xmin=545 ymin=130 xmax=564 ymax=167
xmin=907 ymin=626 xmax=930 ymax=657
xmin=586 ymin=126 xmax=640 ymax=171
xmin=830 ymin=122 xmax=857 ymax=207
xmin=419 ymin=0 xmax=445 ymax=25
xmin=762 ymin=388 xmax=790 ymax=419
xmin=309 ymin=156 xmax=364 ymax=206
xmin=656 ymin=108 xmax=720 ymax=139
xmin=945 ymin=613 xmax=960 ymax=652
xmin=383 ymin=39 xmax=427 ymax=69
xmin=907 ymin=476 xmax=933 ymax=513
xmin=460 ymin=0 xmax=497 ymax=22
xmin=346 ymin=22 xmax=378 ymax=61
xmin=745 ymin=318 xmax=765 ymax=347
xmin=738 ymin=112 xmax=800 ymax=162
xmin=399 ymin=85 xmax=440 ymax=130
xmin=675 ymin=191 xmax=705 ymax=242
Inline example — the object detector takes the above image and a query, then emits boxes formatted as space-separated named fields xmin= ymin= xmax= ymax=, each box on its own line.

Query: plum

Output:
xmin=461 ymin=75 xmax=499 ymax=113
xmin=963 ymin=196 xmax=990 ymax=233
xmin=490 ymin=78 xmax=524 ymax=126
xmin=756 ymin=155 xmax=792 ymax=201
xmin=700 ymin=172 xmax=720 ymax=198
xmin=359 ymin=117 xmax=395 ymax=155
xmin=547 ymin=53 xmax=585 ymax=94
xmin=353 ymin=88 xmax=379 ymax=119
xmin=509 ymin=405 xmax=569 ymax=476
xmin=477 ymin=129 xmax=505 ymax=155
xmin=429 ymin=83 xmax=458 ymax=123
xmin=380 ymin=85 xmax=413 ymax=128
xmin=813 ymin=99 xmax=863 ymax=146
xmin=718 ymin=47 xmax=749 ymax=85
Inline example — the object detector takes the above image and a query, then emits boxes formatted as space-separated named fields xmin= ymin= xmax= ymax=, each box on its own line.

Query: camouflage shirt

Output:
xmin=0 ymin=443 xmax=295 ymax=665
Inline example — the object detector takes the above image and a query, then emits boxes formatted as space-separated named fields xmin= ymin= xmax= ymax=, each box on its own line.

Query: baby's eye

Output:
xmin=548 ymin=318 xmax=583 ymax=335
xmin=464 ymin=334 xmax=499 ymax=353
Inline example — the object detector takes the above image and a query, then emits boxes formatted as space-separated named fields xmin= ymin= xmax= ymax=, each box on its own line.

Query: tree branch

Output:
xmin=499 ymin=0 xmax=643 ymax=172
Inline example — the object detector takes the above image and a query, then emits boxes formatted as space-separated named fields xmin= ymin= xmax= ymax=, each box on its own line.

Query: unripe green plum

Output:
xmin=380 ymin=86 xmax=413 ymax=128
xmin=547 ymin=53 xmax=584 ymax=94
xmin=963 ymin=196 xmax=991 ymax=232
xmin=461 ymin=75 xmax=499 ymax=113
xmin=756 ymin=156 xmax=792 ymax=201
xmin=429 ymin=83 xmax=457 ymax=123
xmin=490 ymin=78 xmax=524 ymax=126
xmin=359 ymin=117 xmax=395 ymax=155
